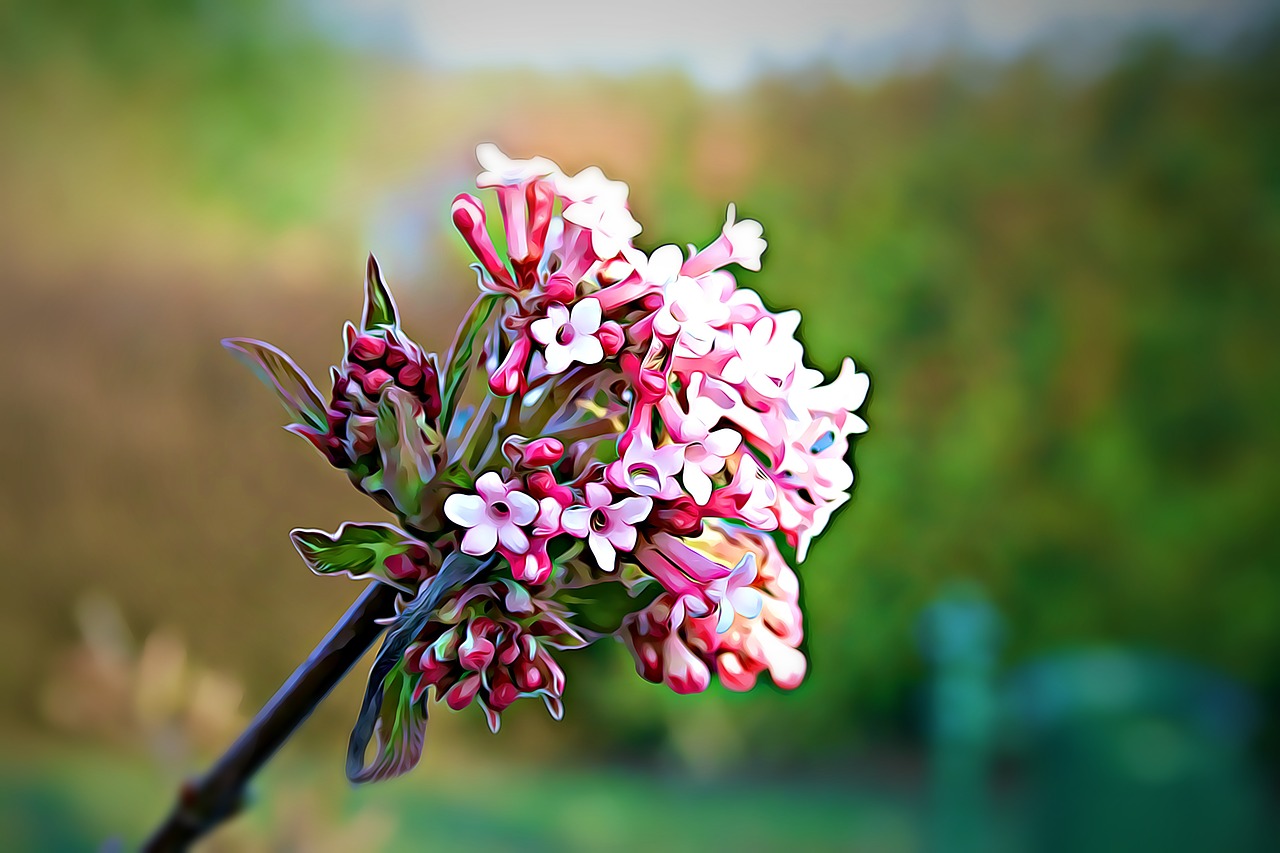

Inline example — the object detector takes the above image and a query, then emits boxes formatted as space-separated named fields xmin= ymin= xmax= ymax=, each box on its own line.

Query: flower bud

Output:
xmin=452 ymin=193 xmax=518 ymax=293
xmin=489 ymin=336 xmax=531 ymax=397
xmin=444 ymin=673 xmax=482 ymax=710
xmin=350 ymin=335 xmax=386 ymax=363
xmin=651 ymin=496 xmax=704 ymax=536
xmin=597 ymin=321 xmax=625 ymax=355
xmin=360 ymin=368 xmax=394 ymax=397
xmin=487 ymin=671 xmax=521 ymax=711
xmin=523 ymin=438 xmax=564 ymax=467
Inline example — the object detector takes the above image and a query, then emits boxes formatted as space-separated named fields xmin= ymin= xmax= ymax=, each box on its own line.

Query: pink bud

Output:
xmin=361 ymin=369 xmax=394 ymax=396
xmin=525 ymin=180 xmax=554 ymax=265
xmin=489 ymin=336 xmax=531 ymax=397
xmin=445 ymin=674 xmax=482 ymax=710
xmin=523 ymin=438 xmax=564 ymax=467
xmin=384 ymin=345 xmax=408 ymax=369
xmin=459 ymin=635 xmax=496 ymax=672
xmin=383 ymin=553 xmax=418 ymax=581
xmin=652 ymin=497 xmax=704 ymax=536
xmin=350 ymin=334 xmax=386 ymax=363
xmin=398 ymin=363 xmax=423 ymax=388
xmin=543 ymin=271 xmax=577 ymax=303
xmin=597 ymin=321 xmax=625 ymax=355
xmin=488 ymin=672 xmax=521 ymax=711
xmin=451 ymin=193 xmax=518 ymax=293
xmin=513 ymin=657 xmax=543 ymax=692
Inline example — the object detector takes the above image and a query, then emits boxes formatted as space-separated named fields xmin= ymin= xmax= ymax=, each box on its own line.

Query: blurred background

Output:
xmin=2 ymin=0 xmax=1278 ymax=849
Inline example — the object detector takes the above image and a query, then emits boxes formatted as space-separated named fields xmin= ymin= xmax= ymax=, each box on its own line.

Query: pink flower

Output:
xmin=530 ymin=299 xmax=607 ymax=374
xmin=560 ymin=483 xmax=652 ymax=572
xmin=682 ymin=203 xmax=767 ymax=278
xmin=562 ymin=197 xmax=642 ymax=260
xmin=719 ymin=313 xmax=804 ymax=400
xmin=707 ymin=552 xmax=765 ymax=633
xmin=607 ymin=428 xmax=685 ymax=501
xmin=652 ymin=274 xmax=732 ymax=359
xmin=444 ymin=472 xmax=539 ymax=556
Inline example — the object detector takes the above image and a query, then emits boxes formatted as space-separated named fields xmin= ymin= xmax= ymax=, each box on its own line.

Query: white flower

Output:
xmin=624 ymin=244 xmax=683 ymax=287
xmin=530 ymin=298 xmax=606 ymax=374
xmin=556 ymin=165 xmax=630 ymax=206
xmin=653 ymin=275 xmax=732 ymax=358
xmin=562 ymin=199 xmax=642 ymax=260
xmin=719 ymin=203 xmax=767 ymax=271
xmin=708 ymin=552 xmax=764 ymax=633
xmin=720 ymin=313 xmax=804 ymax=399
xmin=678 ymin=425 xmax=742 ymax=505
xmin=681 ymin=203 xmax=768 ymax=277
xmin=560 ymin=483 xmax=652 ymax=572
xmin=606 ymin=433 xmax=685 ymax=501
xmin=475 ymin=143 xmax=559 ymax=188
xmin=444 ymin=472 xmax=539 ymax=556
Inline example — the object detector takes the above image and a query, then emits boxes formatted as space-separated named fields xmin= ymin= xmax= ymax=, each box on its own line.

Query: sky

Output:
xmin=304 ymin=0 xmax=1272 ymax=88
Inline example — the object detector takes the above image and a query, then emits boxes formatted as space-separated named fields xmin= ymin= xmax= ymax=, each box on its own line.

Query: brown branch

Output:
xmin=141 ymin=581 xmax=401 ymax=852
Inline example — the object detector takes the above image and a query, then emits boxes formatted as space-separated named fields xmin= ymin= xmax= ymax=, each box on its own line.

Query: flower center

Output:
xmin=589 ymin=508 xmax=609 ymax=533
xmin=555 ymin=325 xmax=576 ymax=345
xmin=628 ymin=463 xmax=661 ymax=493
xmin=490 ymin=500 xmax=510 ymax=518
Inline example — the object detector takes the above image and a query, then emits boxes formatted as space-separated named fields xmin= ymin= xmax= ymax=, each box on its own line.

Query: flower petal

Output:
xmin=683 ymin=464 xmax=713 ymax=506
xmin=507 ymin=491 xmax=539 ymax=525
xmin=560 ymin=506 xmax=591 ymax=537
xmin=543 ymin=342 xmax=573 ymax=374
xmin=444 ymin=493 xmax=486 ymax=528
xmin=475 ymin=471 xmax=506 ymax=501
xmin=570 ymin=335 xmax=604 ymax=367
xmin=530 ymin=316 xmax=559 ymax=345
xmin=588 ymin=534 xmax=617 ymax=572
xmin=498 ymin=523 xmax=529 ymax=553
xmin=570 ymin=297 xmax=602 ymax=333
xmin=461 ymin=524 xmax=497 ymax=556
xmin=615 ymin=495 xmax=652 ymax=525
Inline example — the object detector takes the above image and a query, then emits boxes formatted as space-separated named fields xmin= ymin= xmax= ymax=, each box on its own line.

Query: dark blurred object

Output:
xmin=919 ymin=583 xmax=1002 ymax=853
xmin=1004 ymin=649 xmax=1269 ymax=853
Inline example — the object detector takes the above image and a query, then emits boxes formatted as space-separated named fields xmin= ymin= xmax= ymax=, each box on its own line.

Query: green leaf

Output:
xmin=373 ymin=387 xmax=438 ymax=521
xmin=346 ymin=658 xmax=426 ymax=783
xmin=556 ymin=581 xmax=662 ymax=635
xmin=347 ymin=551 xmax=490 ymax=783
xmin=440 ymin=294 xmax=499 ymax=426
xmin=222 ymin=338 xmax=328 ymax=433
xmin=289 ymin=522 xmax=417 ymax=590
xmin=362 ymin=253 xmax=400 ymax=330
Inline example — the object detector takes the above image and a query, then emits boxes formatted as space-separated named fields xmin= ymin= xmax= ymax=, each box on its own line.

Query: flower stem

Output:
xmin=140 ymin=581 xmax=402 ymax=852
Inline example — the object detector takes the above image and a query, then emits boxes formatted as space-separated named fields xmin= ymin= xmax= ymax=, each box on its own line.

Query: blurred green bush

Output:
xmin=1 ymin=2 xmax=1277 ymax=770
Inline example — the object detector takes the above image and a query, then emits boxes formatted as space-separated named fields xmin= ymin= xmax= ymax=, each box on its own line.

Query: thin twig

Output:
xmin=141 ymin=582 xmax=401 ymax=852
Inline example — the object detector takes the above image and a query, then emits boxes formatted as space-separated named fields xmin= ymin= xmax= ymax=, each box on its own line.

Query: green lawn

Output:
xmin=0 ymin=743 xmax=925 ymax=851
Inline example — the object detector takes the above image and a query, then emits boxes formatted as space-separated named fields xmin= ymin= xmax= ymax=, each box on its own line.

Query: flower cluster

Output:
xmin=228 ymin=144 xmax=868 ymax=781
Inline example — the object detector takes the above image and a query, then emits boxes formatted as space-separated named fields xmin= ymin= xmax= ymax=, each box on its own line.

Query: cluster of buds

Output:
xmin=227 ymin=143 xmax=868 ymax=781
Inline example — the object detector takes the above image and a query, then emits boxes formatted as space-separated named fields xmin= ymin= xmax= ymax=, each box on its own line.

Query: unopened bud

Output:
xmin=597 ymin=321 xmax=625 ymax=355
xmin=523 ymin=438 xmax=564 ymax=467
xmin=350 ymin=335 xmax=386 ymax=363
xmin=361 ymin=368 xmax=394 ymax=397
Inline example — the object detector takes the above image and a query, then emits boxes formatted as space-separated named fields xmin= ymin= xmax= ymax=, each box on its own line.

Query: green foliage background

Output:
xmin=1 ymin=1 xmax=1277 ymax=773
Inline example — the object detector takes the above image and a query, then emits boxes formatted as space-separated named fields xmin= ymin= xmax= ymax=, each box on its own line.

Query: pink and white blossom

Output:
xmin=560 ymin=483 xmax=652 ymax=572
xmin=529 ymin=298 xmax=607 ymax=374
xmin=444 ymin=472 xmax=539 ymax=557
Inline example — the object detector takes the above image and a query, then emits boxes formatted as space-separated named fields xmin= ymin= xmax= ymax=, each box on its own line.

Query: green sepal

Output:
xmin=372 ymin=387 xmax=438 ymax=522
xmin=440 ymin=294 xmax=499 ymax=426
xmin=289 ymin=522 xmax=417 ymax=591
xmin=362 ymin=253 xmax=400 ymax=330
xmin=346 ymin=658 xmax=426 ymax=783
xmin=347 ymin=551 xmax=490 ymax=783
xmin=222 ymin=338 xmax=328 ymax=433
